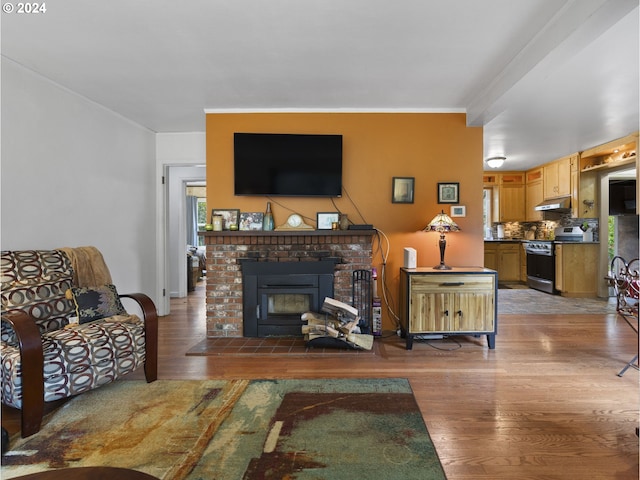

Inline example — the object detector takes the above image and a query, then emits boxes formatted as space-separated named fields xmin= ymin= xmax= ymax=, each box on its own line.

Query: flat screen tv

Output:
xmin=234 ymin=133 xmax=342 ymax=197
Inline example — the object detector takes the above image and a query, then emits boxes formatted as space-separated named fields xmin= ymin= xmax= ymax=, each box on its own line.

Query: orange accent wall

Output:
xmin=206 ymin=112 xmax=484 ymax=331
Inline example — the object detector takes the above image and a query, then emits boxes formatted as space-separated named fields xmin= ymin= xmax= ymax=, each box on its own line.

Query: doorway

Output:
xmin=607 ymin=168 xmax=638 ymax=264
xmin=165 ymin=165 xmax=206 ymax=300
xmin=599 ymin=167 xmax=638 ymax=297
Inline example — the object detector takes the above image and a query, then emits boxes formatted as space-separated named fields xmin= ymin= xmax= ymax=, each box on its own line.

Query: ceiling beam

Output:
xmin=466 ymin=0 xmax=638 ymax=127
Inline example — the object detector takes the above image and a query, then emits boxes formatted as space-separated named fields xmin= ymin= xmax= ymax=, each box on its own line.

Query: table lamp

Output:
xmin=423 ymin=210 xmax=460 ymax=270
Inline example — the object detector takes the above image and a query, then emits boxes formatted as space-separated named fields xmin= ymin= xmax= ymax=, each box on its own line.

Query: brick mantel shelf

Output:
xmin=199 ymin=230 xmax=375 ymax=337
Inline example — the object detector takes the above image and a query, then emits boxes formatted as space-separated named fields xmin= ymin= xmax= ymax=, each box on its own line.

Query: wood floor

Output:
xmin=4 ymin=283 xmax=639 ymax=479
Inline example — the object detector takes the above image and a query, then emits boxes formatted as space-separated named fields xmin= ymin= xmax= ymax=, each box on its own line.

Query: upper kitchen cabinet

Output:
xmin=540 ymin=153 xmax=579 ymax=217
xmin=580 ymin=132 xmax=638 ymax=172
xmin=570 ymin=154 xmax=579 ymax=218
xmin=579 ymin=132 xmax=638 ymax=218
xmin=543 ymin=155 xmax=573 ymax=199
xmin=484 ymin=172 xmax=525 ymax=222
xmin=525 ymin=167 xmax=543 ymax=221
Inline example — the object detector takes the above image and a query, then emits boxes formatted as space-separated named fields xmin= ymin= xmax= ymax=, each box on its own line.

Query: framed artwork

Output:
xmin=450 ymin=205 xmax=466 ymax=217
xmin=211 ymin=209 xmax=240 ymax=230
xmin=317 ymin=212 xmax=340 ymax=230
xmin=392 ymin=177 xmax=415 ymax=204
xmin=239 ymin=212 xmax=264 ymax=231
xmin=437 ymin=182 xmax=459 ymax=204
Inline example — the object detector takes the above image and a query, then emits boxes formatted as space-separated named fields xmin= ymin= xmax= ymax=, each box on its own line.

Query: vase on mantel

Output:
xmin=339 ymin=214 xmax=349 ymax=230
xmin=263 ymin=202 xmax=274 ymax=231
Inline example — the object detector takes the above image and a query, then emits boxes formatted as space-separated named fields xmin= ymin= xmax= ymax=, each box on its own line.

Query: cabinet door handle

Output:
xmin=440 ymin=282 xmax=464 ymax=287
xmin=457 ymin=310 xmax=463 ymax=317
xmin=444 ymin=310 xmax=449 ymax=316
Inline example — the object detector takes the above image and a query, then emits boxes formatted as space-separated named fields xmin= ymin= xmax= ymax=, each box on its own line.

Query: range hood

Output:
xmin=534 ymin=196 xmax=571 ymax=212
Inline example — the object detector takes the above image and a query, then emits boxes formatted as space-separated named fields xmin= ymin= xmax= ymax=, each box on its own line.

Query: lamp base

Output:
xmin=433 ymin=264 xmax=452 ymax=270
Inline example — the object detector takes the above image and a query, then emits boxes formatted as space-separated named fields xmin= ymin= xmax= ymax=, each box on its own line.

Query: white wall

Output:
xmin=155 ymin=133 xmax=206 ymax=312
xmin=1 ymin=59 xmax=158 ymax=303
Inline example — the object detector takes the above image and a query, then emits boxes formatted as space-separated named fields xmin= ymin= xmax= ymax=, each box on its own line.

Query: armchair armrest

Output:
xmin=119 ymin=293 xmax=158 ymax=382
xmin=1 ymin=311 xmax=45 ymax=437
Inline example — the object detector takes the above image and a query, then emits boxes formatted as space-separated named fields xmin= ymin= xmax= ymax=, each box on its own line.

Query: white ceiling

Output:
xmin=2 ymin=0 xmax=638 ymax=171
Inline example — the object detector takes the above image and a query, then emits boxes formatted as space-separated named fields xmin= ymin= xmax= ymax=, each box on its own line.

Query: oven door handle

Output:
xmin=440 ymin=282 xmax=465 ymax=287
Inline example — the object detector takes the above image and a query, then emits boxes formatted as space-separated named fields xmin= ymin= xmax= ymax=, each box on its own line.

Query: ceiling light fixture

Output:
xmin=486 ymin=156 xmax=506 ymax=168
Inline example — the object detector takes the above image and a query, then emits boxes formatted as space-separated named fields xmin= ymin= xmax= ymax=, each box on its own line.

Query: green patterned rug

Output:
xmin=2 ymin=379 xmax=445 ymax=480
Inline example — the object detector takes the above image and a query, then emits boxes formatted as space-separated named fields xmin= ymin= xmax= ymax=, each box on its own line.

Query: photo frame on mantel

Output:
xmin=317 ymin=212 xmax=340 ymax=230
xmin=211 ymin=209 xmax=240 ymax=230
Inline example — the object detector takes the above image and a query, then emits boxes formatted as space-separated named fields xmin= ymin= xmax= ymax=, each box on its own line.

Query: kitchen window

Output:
xmin=483 ymin=188 xmax=492 ymax=238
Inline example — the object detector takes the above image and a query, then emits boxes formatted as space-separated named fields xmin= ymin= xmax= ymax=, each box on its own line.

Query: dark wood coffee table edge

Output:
xmin=10 ymin=466 xmax=159 ymax=480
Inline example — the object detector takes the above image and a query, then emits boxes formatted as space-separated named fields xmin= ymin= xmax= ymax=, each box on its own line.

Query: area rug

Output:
xmin=498 ymin=288 xmax=617 ymax=314
xmin=1 ymin=378 xmax=444 ymax=480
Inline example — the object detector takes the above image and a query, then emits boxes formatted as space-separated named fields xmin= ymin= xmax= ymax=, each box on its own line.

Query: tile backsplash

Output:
xmin=490 ymin=215 xmax=599 ymax=241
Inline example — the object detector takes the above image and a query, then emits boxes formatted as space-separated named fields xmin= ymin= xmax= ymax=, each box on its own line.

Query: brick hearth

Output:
xmin=201 ymin=230 xmax=375 ymax=337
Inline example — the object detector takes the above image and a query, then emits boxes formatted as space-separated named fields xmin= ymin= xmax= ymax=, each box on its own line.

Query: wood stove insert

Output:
xmin=240 ymin=258 xmax=338 ymax=337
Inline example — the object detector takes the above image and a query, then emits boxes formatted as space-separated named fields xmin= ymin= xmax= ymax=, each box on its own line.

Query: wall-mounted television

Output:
xmin=234 ymin=133 xmax=342 ymax=197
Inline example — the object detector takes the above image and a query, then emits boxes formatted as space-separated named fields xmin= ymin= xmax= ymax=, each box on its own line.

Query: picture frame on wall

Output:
xmin=450 ymin=205 xmax=466 ymax=217
xmin=437 ymin=182 xmax=459 ymax=204
xmin=317 ymin=212 xmax=340 ymax=230
xmin=239 ymin=212 xmax=264 ymax=231
xmin=392 ymin=177 xmax=415 ymax=204
xmin=211 ymin=209 xmax=240 ymax=230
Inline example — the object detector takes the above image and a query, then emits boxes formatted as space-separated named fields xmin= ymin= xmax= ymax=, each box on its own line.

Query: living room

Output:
xmin=2 ymin=2 xmax=638 ymax=479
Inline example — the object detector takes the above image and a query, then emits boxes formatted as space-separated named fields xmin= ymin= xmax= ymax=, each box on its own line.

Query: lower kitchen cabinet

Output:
xmin=484 ymin=242 xmax=522 ymax=282
xmin=399 ymin=267 xmax=498 ymax=350
xmin=554 ymin=243 xmax=599 ymax=297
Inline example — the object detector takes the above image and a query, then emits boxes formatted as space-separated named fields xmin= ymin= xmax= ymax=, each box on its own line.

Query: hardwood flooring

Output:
xmin=4 ymin=283 xmax=639 ymax=479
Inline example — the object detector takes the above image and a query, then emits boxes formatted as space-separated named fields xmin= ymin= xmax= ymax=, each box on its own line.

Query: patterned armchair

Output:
xmin=1 ymin=249 xmax=158 ymax=437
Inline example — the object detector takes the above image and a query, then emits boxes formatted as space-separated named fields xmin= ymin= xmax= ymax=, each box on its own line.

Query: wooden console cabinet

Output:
xmin=399 ymin=267 xmax=498 ymax=350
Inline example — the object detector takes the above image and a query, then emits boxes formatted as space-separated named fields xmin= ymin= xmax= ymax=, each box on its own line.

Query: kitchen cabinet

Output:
xmin=498 ymin=243 xmax=521 ymax=282
xmin=525 ymin=168 xmax=543 ymax=221
xmin=484 ymin=242 xmax=521 ymax=282
xmin=482 ymin=174 xmax=498 ymax=186
xmin=498 ymin=184 xmax=525 ymax=222
xmin=554 ymin=243 xmax=599 ymax=297
xmin=570 ymin=155 xmax=579 ymax=218
xmin=543 ymin=155 xmax=573 ymax=199
xmin=579 ymin=133 xmax=638 ymax=172
xmin=579 ymin=133 xmax=638 ymax=219
xmin=399 ymin=267 xmax=497 ymax=350
xmin=485 ymin=172 xmax=525 ymax=222
xmin=484 ymin=243 xmax=497 ymax=271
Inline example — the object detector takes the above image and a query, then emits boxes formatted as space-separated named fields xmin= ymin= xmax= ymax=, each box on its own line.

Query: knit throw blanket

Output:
xmin=57 ymin=246 xmax=113 ymax=287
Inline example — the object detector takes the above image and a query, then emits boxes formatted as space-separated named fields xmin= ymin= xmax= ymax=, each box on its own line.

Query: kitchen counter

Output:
xmin=552 ymin=241 xmax=599 ymax=244
xmin=484 ymin=239 xmax=523 ymax=242
xmin=485 ymin=239 xmax=599 ymax=244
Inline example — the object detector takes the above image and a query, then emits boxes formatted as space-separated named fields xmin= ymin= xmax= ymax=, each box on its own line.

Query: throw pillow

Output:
xmin=66 ymin=284 xmax=126 ymax=324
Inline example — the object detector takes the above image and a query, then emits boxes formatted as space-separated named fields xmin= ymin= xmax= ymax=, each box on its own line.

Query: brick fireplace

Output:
xmin=201 ymin=230 xmax=375 ymax=337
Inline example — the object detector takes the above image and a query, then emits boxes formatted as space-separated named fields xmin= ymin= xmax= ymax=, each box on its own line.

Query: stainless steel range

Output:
xmin=523 ymin=227 xmax=591 ymax=294
xmin=523 ymin=240 xmax=555 ymax=293
xmin=554 ymin=226 xmax=590 ymax=242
